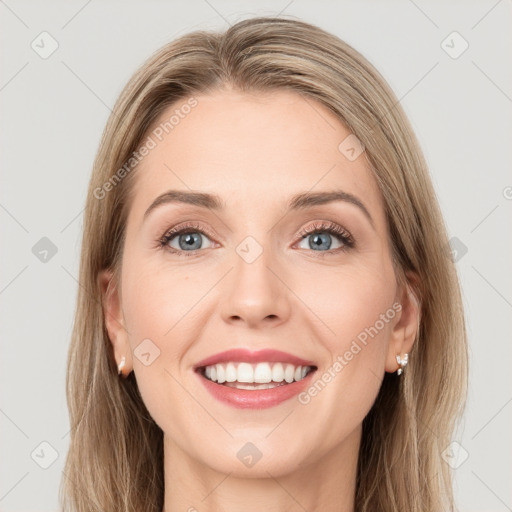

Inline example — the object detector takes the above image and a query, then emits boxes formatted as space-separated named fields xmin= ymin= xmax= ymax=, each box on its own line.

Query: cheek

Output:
xmin=120 ymin=262 xmax=195 ymax=402
xmin=121 ymin=257 xmax=194 ymax=340
xmin=120 ymin=265 xmax=196 ymax=432
xmin=295 ymin=278 xmax=395 ymax=461
xmin=294 ymin=262 xmax=396 ymax=350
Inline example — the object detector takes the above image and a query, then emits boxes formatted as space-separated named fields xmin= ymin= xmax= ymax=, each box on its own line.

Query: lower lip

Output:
xmin=195 ymin=369 xmax=316 ymax=409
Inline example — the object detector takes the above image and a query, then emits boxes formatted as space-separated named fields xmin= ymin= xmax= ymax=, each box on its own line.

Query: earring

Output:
xmin=396 ymin=353 xmax=409 ymax=375
xmin=118 ymin=356 xmax=128 ymax=378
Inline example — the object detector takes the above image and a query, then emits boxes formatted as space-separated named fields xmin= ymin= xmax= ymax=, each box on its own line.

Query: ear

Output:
xmin=98 ymin=268 xmax=132 ymax=374
xmin=385 ymin=271 xmax=421 ymax=373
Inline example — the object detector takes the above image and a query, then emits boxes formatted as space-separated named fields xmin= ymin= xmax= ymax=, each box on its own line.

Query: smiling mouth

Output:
xmin=197 ymin=361 xmax=317 ymax=390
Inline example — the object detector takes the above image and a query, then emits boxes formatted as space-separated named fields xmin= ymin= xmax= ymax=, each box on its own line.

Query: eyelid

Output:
xmin=294 ymin=220 xmax=353 ymax=243
xmin=160 ymin=221 xmax=216 ymax=240
xmin=158 ymin=219 xmax=355 ymax=255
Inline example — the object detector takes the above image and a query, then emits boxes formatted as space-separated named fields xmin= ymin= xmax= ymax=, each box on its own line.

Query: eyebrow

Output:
xmin=143 ymin=189 xmax=375 ymax=229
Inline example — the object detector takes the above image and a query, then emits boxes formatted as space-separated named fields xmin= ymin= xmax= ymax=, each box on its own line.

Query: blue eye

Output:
xmin=159 ymin=222 xmax=214 ymax=257
xmin=159 ymin=220 xmax=355 ymax=257
xmin=296 ymin=221 xmax=354 ymax=253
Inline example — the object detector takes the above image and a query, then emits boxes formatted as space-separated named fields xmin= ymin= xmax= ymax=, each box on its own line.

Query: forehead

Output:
xmin=128 ymin=88 xmax=385 ymax=229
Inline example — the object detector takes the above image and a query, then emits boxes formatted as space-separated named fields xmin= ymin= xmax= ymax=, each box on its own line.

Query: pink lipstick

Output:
xmin=194 ymin=348 xmax=317 ymax=409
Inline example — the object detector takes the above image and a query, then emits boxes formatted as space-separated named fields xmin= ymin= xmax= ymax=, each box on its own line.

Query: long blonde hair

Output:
xmin=60 ymin=16 xmax=468 ymax=512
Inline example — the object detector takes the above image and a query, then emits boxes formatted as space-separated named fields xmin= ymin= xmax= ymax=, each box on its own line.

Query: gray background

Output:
xmin=1 ymin=1 xmax=511 ymax=511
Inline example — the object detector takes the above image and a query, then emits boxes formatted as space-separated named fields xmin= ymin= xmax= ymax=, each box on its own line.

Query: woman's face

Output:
xmin=102 ymin=88 xmax=417 ymax=477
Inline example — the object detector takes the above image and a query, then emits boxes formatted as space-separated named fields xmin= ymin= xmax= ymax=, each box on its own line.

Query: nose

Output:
xmin=220 ymin=245 xmax=292 ymax=329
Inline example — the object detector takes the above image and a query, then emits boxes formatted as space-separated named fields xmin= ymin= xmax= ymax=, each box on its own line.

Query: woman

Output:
xmin=60 ymin=16 xmax=468 ymax=512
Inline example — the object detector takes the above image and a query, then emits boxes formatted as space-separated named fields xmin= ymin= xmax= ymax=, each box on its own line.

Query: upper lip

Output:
xmin=194 ymin=348 xmax=317 ymax=370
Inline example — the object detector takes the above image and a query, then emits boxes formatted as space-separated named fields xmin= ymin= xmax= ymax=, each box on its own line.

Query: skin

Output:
xmin=100 ymin=87 xmax=420 ymax=512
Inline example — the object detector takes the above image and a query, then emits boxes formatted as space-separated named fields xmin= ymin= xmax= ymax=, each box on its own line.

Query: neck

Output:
xmin=161 ymin=425 xmax=361 ymax=512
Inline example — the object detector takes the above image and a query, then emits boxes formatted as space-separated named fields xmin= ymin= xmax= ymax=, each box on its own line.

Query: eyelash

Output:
xmin=158 ymin=220 xmax=355 ymax=257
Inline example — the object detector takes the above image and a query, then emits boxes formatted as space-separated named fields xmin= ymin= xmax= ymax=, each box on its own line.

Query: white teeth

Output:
xmin=272 ymin=362 xmax=284 ymax=382
xmin=224 ymin=382 xmax=287 ymax=390
xmin=254 ymin=362 xmax=272 ymax=383
xmin=237 ymin=362 xmax=254 ymax=383
xmin=216 ymin=364 xmax=225 ymax=384
xmin=225 ymin=362 xmax=237 ymax=382
xmin=284 ymin=364 xmax=295 ymax=383
xmin=201 ymin=361 xmax=314 ymax=385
